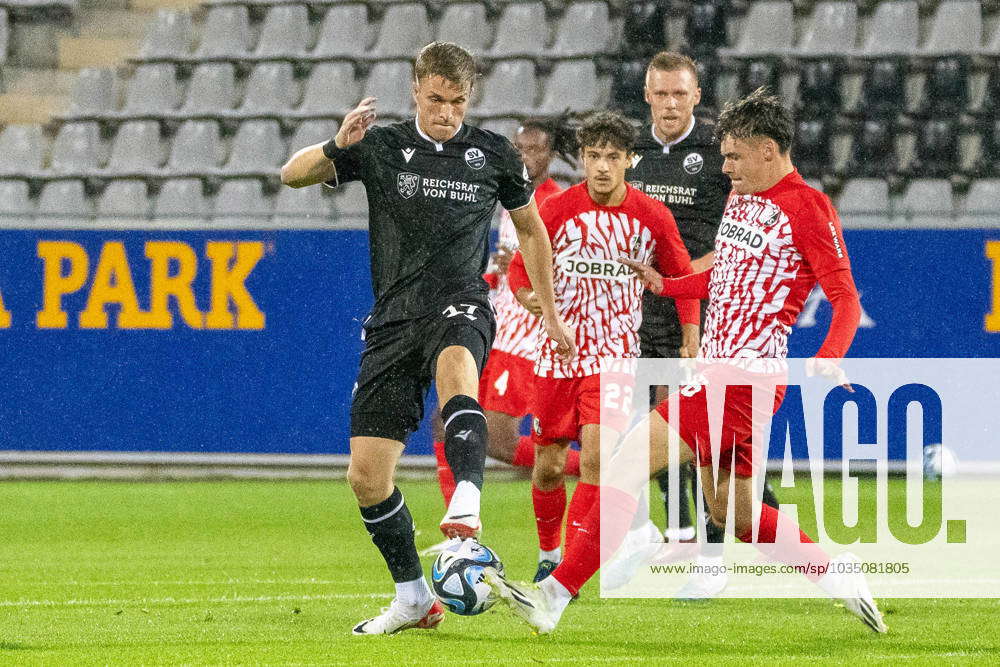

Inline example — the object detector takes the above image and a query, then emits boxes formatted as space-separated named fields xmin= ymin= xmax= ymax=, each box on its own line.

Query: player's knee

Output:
xmin=347 ymin=461 xmax=390 ymax=505
xmin=532 ymin=454 xmax=565 ymax=489
xmin=708 ymin=505 xmax=728 ymax=529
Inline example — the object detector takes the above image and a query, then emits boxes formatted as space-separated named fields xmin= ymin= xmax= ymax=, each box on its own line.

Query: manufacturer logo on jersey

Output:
xmin=532 ymin=416 xmax=542 ymax=436
xmin=630 ymin=155 xmax=644 ymax=169
xmin=630 ymin=236 xmax=642 ymax=258
xmin=464 ymin=147 xmax=486 ymax=170
xmin=561 ymin=257 xmax=633 ymax=282
xmin=397 ymin=172 xmax=420 ymax=199
xmin=401 ymin=147 xmax=416 ymax=163
xmin=683 ymin=152 xmax=704 ymax=174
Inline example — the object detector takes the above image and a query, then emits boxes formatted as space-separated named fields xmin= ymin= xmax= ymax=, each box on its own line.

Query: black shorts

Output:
xmin=639 ymin=292 xmax=708 ymax=359
xmin=350 ymin=296 xmax=496 ymax=442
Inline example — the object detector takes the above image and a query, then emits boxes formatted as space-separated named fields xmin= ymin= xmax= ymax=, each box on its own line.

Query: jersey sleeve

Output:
xmin=495 ymin=137 xmax=533 ymax=212
xmin=323 ymin=128 xmax=377 ymax=188
xmin=790 ymin=191 xmax=852 ymax=279
xmin=648 ymin=203 xmax=700 ymax=325
xmin=507 ymin=250 xmax=530 ymax=294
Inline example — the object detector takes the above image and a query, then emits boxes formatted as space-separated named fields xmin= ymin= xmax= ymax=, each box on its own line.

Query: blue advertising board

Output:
xmin=0 ymin=228 xmax=998 ymax=455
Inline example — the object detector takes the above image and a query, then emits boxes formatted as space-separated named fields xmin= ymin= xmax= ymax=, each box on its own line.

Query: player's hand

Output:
xmin=515 ymin=287 xmax=543 ymax=316
xmin=679 ymin=323 xmax=700 ymax=359
xmin=805 ymin=357 xmax=853 ymax=393
xmin=494 ymin=247 xmax=514 ymax=274
xmin=544 ymin=315 xmax=576 ymax=361
xmin=335 ymin=96 xmax=377 ymax=149
xmin=617 ymin=257 xmax=664 ymax=294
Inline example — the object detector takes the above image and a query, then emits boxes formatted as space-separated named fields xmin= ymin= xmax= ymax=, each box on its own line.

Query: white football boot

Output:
xmin=674 ymin=557 xmax=728 ymax=600
xmin=601 ymin=520 xmax=665 ymax=590
xmin=439 ymin=481 xmax=482 ymax=539
xmin=351 ymin=598 xmax=445 ymax=636
xmin=418 ymin=536 xmax=461 ymax=557
xmin=819 ymin=553 xmax=888 ymax=633
xmin=483 ymin=570 xmax=565 ymax=634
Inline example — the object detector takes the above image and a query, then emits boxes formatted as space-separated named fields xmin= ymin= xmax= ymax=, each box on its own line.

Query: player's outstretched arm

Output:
xmin=509 ymin=202 xmax=575 ymax=359
xmin=280 ymin=96 xmax=377 ymax=188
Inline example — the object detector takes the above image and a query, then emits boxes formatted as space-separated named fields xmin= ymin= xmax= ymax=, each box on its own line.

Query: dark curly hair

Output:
xmin=716 ymin=87 xmax=794 ymax=154
xmin=518 ymin=112 xmax=579 ymax=166
xmin=575 ymin=110 xmax=636 ymax=153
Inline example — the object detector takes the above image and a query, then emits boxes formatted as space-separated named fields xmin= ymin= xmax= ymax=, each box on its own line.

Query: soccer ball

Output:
xmin=430 ymin=538 xmax=504 ymax=616
xmin=923 ymin=443 xmax=959 ymax=480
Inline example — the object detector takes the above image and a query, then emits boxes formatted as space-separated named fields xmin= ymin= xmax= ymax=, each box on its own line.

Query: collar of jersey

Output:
xmin=413 ymin=117 xmax=464 ymax=152
xmin=650 ymin=116 xmax=695 ymax=154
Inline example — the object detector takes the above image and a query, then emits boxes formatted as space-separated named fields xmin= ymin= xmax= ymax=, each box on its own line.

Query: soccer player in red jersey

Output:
xmin=506 ymin=111 xmax=699 ymax=581
xmin=486 ymin=89 xmax=888 ymax=635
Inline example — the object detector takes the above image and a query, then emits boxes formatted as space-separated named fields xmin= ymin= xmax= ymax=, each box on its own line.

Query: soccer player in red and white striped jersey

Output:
xmin=507 ymin=112 xmax=698 ymax=580
xmin=487 ymin=89 xmax=887 ymax=635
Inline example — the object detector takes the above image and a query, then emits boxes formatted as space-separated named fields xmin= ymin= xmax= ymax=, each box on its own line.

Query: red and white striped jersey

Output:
xmin=489 ymin=178 xmax=562 ymax=359
xmin=512 ymin=182 xmax=698 ymax=378
xmin=702 ymin=170 xmax=852 ymax=359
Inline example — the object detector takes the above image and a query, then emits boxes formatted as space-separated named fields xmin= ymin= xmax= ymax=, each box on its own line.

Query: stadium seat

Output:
xmin=181 ymin=63 xmax=237 ymax=114
xmin=107 ymin=121 xmax=163 ymax=173
xmin=837 ymin=177 xmax=889 ymax=226
xmin=296 ymin=62 xmax=359 ymax=117
xmin=123 ymin=64 xmax=179 ymax=114
xmin=0 ymin=180 xmax=33 ymax=215
xmin=369 ymin=3 xmax=432 ymax=60
xmin=861 ymin=0 xmax=918 ymax=56
xmin=139 ymin=9 xmax=192 ymax=59
xmin=254 ymin=4 xmax=308 ymax=58
xmin=909 ymin=119 xmax=958 ymax=178
xmin=962 ymin=179 xmax=1000 ymax=220
xmin=478 ymin=118 xmax=520 ymax=140
xmin=312 ymin=4 xmax=371 ymax=59
xmin=274 ymin=182 xmax=330 ymax=222
xmin=538 ymin=60 xmax=600 ymax=114
xmin=475 ymin=59 xmax=536 ymax=117
xmin=980 ymin=119 xmax=1000 ymax=176
xmin=225 ymin=120 xmax=285 ymax=172
xmin=896 ymin=179 xmax=953 ymax=226
xmin=550 ymin=1 xmax=611 ymax=57
xmin=194 ymin=6 xmax=251 ymax=59
xmin=919 ymin=57 xmax=968 ymax=117
xmin=1 ymin=9 xmax=9 ymax=66
xmin=435 ymin=2 xmax=491 ymax=54
xmin=622 ymin=1 xmax=668 ymax=57
xmin=37 ymin=180 xmax=92 ymax=218
xmin=986 ymin=16 xmax=1000 ymax=55
xmin=289 ymin=119 xmax=339 ymax=152
xmin=795 ymin=58 xmax=841 ymax=117
xmin=213 ymin=178 xmax=270 ymax=222
xmin=975 ymin=67 xmax=999 ymax=119
xmin=694 ymin=56 xmax=719 ymax=114
xmin=50 ymin=122 xmax=101 ymax=173
xmin=722 ymin=1 xmax=793 ymax=56
xmin=685 ymin=1 xmax=728 ymax=57
xmin=332 ymin=181 xmax=368 ymax=222
xmin=793 ymin=118 xmax=831 ymax=178
xmin=856 ymin=59 xmax=905 ymax=118
xmin=67 ymin=67 xmax=118 ymax=115
xmin=239 ymin=63 xmax=296 ymax=115
xmin=97 ymin=180 xmax=150 ymax=218
xmin=610 ymin=58 xmax=647 ymax=121
xmin=168 ymin=120 xmax=222 ymax=171
xmin=0 ymin=124 xmax=44 ymax=174
xmin=489 ymin=2 xmax=548 ymax=58
xmin=798 ymin=1 xmax=856 ymax=55
xmin=740 ymin=59 xmax=781 ymax=97
xmin=922 ymin=0 xmax=982 ymax=55
xmin=847 ymin=118 xmax=896 ymax=177
xmin=154 ymin=178 xmax=208 ymax=218
xmin=363 ymin=61 xmax=414 ymax=117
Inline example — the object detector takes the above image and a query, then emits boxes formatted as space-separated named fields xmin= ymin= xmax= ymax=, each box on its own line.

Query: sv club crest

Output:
xmin=397 ymin=172 xmax=420 ymax=199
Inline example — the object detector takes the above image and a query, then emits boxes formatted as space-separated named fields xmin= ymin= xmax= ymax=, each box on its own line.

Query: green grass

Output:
xmin=0 ymin=479 xmax=997 ymax=665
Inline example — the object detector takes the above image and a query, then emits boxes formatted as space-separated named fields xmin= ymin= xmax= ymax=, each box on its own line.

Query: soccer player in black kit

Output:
xmin=280 ymin=42 xmax=574 ymax=635
xmin=625 ymin=51 xmax=780 ymax=598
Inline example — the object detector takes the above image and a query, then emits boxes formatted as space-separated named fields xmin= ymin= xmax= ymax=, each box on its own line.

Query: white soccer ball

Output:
xmin=430 ymin=538 xmax=504 ymax=616
xmin=923 ymin=444 xmax=959 ymax=480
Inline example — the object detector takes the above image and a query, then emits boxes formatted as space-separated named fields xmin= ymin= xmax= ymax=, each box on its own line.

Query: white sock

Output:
xmin=540 ymin=575 xmax=574 ymax=616
xmin=665 ymin=526 xmax=696 ymax=542
xmin=395 ymin=576 xmax=434 ymax=608
xmin=447 ymin=480 xmax=481 ymax=518
xmin=539 ymin=547 xmax=561 ymax=563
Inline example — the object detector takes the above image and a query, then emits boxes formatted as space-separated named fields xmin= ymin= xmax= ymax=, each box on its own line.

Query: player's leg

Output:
xmin=532 ymin=439 xmax=570 ymax=581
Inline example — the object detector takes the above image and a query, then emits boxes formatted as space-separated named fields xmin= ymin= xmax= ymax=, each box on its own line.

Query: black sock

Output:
xmin=441 ymin=394 xmax=488 ymax=490
xmin=762 ymin=477 xmax=780 ymax=509
xmin=360 ymin=487 xmax=423 ymax=583
xmin=657 ymin=462 xmax=693 ymax=531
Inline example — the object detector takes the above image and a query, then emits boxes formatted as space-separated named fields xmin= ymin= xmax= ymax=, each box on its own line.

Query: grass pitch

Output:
xmin=1 ymin=478 xmax=997 ymax=665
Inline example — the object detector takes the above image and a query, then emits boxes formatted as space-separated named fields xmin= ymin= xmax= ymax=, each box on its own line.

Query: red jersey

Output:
xmin=511 ymin=182 xmax=699 ymax=378
xmin=699 ymin=170 xmax=855 ymax=359
xmin=488 ymin=178 xmax=562 ymax=360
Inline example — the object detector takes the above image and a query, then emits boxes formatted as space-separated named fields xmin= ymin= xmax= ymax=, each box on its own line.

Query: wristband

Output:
xmin=322 ymin=138 xmax=345 ymax=161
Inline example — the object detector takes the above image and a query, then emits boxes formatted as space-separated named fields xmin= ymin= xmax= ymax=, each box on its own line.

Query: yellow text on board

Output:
xmin=987 ymin=241 xmax=1000 ymax=333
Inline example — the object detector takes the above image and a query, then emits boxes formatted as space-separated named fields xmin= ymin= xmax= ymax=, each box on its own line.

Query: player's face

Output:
xmin=721 ymin=135 xmax=770 ymax=194
xmin=581 ymin=143 xmax=630 ymax=197
xmin=514 ymin=127 xmax=554 ymax=184
xmin=644 ymin=68 xmax=701 ymax=143
xmin=412 ymin=75 xmax=471 ymax=142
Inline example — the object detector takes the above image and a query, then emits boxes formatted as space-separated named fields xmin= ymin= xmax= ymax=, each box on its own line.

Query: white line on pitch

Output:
xmin=0 ymin=593 xmax=392 ymax=608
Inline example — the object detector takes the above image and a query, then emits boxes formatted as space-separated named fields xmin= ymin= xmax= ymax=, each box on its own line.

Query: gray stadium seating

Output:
xmin=369 ymin=3 xmax=432 ymax=60
xmin=895 ymin=179 xmax=953 ymax=227
xmin=294 ymin=62 xmax=359 ymax=118
xmin=837 ymin=178 xmax=889 ymax=227
xmin=538 ymin=60 xmax=601 ymax=113
xmin=238 ymin=63 xmax=296 ymax=115
xmin=37 ymin=179 xmax=92 ymax=218
xmin=489 ymin=2 xmax=548 ymax=58
xmin=213 ymin=178 xmax=270 ymax=222
xmin=986 ymin=18 xmax=1000 ymax=55
xmin=139 ymin=9 xmax=192 ymax=59
xmin=225 ymin=120 xmax=285 ymax=173
xmin=436 ymin=2 xmax=492 ymax=55
xmin=861 ymin=0 xmax=918 ymax=56
xmin=155 ymin=178 xmax=207 ymax=218
xmin=312 ymin=4 xmax=371 ymax=60
xmin=478 ymin=118 xmax=520 ymax=140
xmin=50 ymin=122 xmax=101 ymax=173
xmin=123 ymin=64 xmax=179 ymax=114
xmin=550 ymin=1 xmax=611 ymax=58
xmin=274 ymin=183 xmax=330 ymax=222
xmin=922 ymin=0 xmax=982 ymax=55
xmin=363 ymin=61 xmax=414 ymax=117
xmin=254 ymin=4 xmax=308 ymax=59
xmin=107 ymin=121 xmax=163 ymax=173
xmin=475 ymin=59 xmax=536 ymax=117
xmin=797 ymin=1 xmax=856 ymax=56
xmin=0 ymin=180 xmax=33 ymax=215
xmin=97 ymin=180 xmax=151 ymax=218
xmin=332 ymin=181 xmax=368 ymax=222
xmin=0 ymin=124 xmax=44 ymax=174
xmin=181 ymin=63 xmax=237 ymax=115
xmin=959 ymin=179 xmax=1000 ymax=225
xmin=168 ymin=121 xmax=222 ymax=171
xmin=721 ymin=0 xmax=793 ymax=56
xmin=1 ymin=9 xmax=8 ymax=65
xmin=195 ymin=5 xmax=251 ymax=59
xmin=67 ymin=67 xmax=118 ymax=115
xmin=289 ymin=119 xmax=339 ymax=152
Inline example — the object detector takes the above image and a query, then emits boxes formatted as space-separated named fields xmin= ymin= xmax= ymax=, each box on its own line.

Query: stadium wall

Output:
xmin=1 ymin=224 xmax=999 ymax=471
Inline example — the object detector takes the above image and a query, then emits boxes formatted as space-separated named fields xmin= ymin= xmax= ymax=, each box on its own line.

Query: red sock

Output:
xmin=532 ymin=484 xmax=567 ymax=551
xmin=552 ymin=486 xmax=638 ymax=596
xmin=512 ymin=435 xmax=535 ymax=468
xmin=737 ymin=504 xmax=829 ymax=583
xmin=564 ymin=449 xmax=581 ymax=478
xmin=564 ymin=482 xmax=598 ymax=551
xmin=433 ymin=440 xmax=456 ymax=507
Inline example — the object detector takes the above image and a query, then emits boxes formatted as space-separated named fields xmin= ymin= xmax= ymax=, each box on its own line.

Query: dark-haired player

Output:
xmin=280 ymin=42 xmax=574 ymax=635
xmin=506 ymin=111 xmax=698 ymax=582
xmin=486 ymin=89 xmax=886 ymax=635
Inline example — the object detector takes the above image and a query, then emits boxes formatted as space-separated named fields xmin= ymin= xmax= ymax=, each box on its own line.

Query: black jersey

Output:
xmin=331 ymin=119 xmax=532 ymax=327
